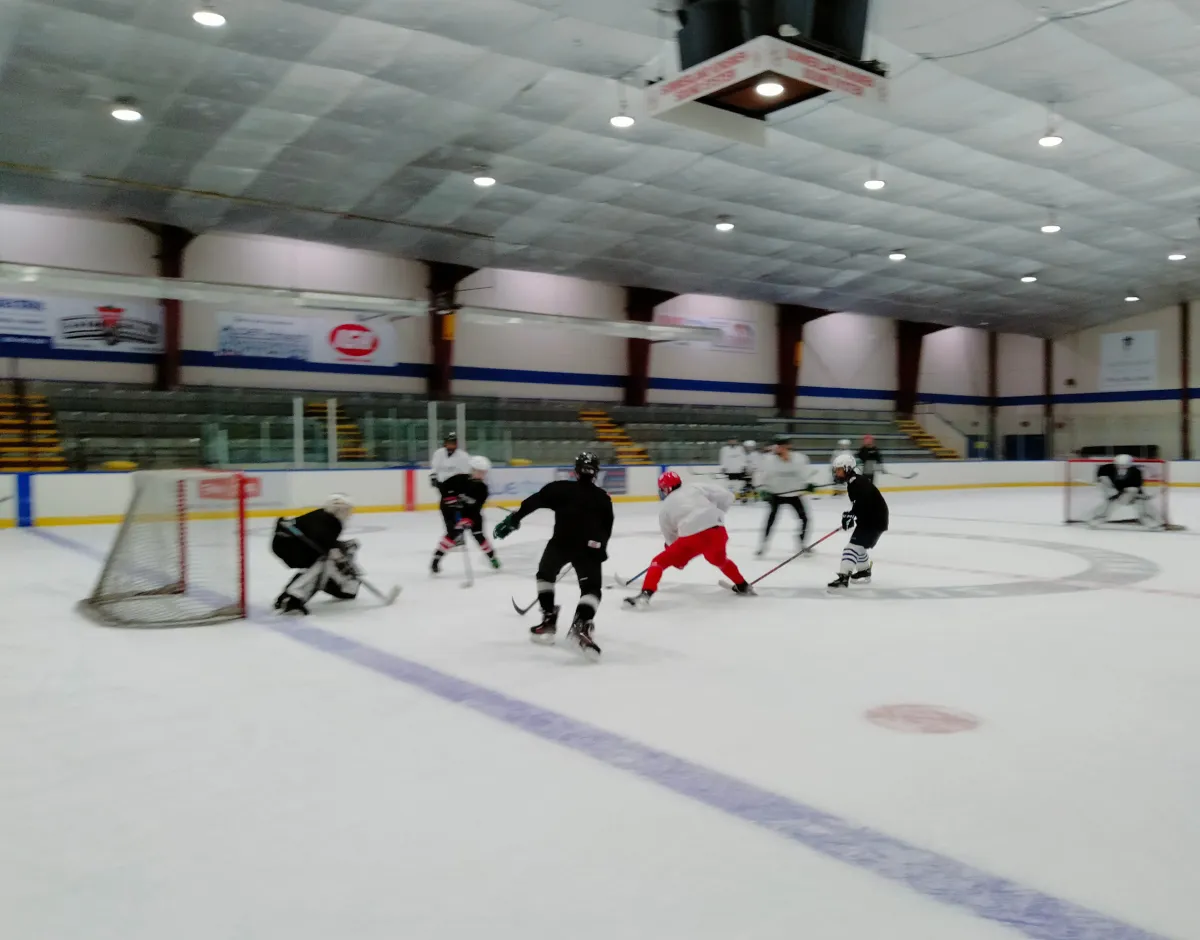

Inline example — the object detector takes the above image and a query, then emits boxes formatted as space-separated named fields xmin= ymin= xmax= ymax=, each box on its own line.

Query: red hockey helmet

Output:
xmin=657 ymin=470 xmax=682 ymax=498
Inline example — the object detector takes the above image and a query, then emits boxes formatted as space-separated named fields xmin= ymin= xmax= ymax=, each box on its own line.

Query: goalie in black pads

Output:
xmin=828 ymin=454 xmax=889 ymax=591
xmin=1090 ymin=454 xmax=1159 ymax=528
xmin=272 ymin=494 xmax=360 ymax=615
xmin=432 ymin=455 xmax=500 ymax=572
xmin=493 ymin=452 xmax=613 ymax=661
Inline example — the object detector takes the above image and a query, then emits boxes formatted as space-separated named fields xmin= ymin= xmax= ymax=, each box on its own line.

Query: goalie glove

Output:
xmin=493 ymin=514 xmax=520 ymax=540
xmin=841 ymin=511 xmax=856 ymax=531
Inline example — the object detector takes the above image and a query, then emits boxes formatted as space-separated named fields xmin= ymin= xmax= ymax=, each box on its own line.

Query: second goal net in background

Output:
xmin=1063 ymin=457 xmax=1181 ymax=529
xmin=84 ymin=470 xmax=248 ymax=627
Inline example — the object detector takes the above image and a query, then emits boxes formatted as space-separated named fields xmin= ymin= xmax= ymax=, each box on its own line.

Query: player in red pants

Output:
xmin=624 ymin=471 xmax=753 ymax=607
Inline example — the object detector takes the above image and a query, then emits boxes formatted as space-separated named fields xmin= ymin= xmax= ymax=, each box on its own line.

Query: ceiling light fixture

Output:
xmin=888 ymin=251 xmax=906 ymax=261
xmin=715 ymin=216 xmax=735 ymax=232
xmin=755 ymin=79 xmax=784 ymax=97
xmin=610 ymin=113 xmax=634 ymax=128
xmin=864 ymin=178 xmax=885 ymax=191
xmin=1038 ymin=133 xmax=1063 ymax=148
xmin=111 ymin=97 xmax=142 ymax=122
xmin=1124 ymin=293 xmax=1140 ymax=302
xmin=1040 ymin=221 xmax=1061 ymax=234
xmin=192 ymin=4 xmax=226 ymax=26
xmin=1038 ymin=102 xmax=1062 ymax=147
xmin=1168 ymin=252 xmax=1187 ymax=261
xmin=1021 ymin=275 xmax=1038 ymax=283
xmin=472 ymin=171 xmax=496 ymax=187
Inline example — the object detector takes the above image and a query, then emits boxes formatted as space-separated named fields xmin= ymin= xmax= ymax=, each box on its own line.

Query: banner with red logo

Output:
xmin=0 ymin=295 xmax=163 ymax=355
xmin=214 ymin=311 xmax=398 ymax=367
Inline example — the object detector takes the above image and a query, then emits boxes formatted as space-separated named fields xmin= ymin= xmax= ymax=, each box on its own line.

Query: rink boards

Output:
xmin=3 ymin=460 xmax=1199 ymax=527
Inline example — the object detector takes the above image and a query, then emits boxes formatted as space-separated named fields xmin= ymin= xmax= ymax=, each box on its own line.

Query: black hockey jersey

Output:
xmin=1096 ymin=463 xmax=1143 ymax=492
xmin=856 ymin=445 xmax=883 ymax=476
xmin=847 ymin=475 xmax=889 ymax=530
xmin=440 ymin=473 xmax=489 ymax=512
xmin=273 ymin=507 xmax=343 ymax=568
xmin=511 ymin=479 xmax=614 ymax=558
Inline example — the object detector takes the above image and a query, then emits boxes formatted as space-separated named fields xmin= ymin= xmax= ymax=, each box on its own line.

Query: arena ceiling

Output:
xmin=1 ymin=0 xmax=1199 ymax=335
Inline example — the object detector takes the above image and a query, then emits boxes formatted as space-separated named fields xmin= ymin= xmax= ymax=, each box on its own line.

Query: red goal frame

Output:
xmin=1063 ymin=457 xmax=1169 ymax=526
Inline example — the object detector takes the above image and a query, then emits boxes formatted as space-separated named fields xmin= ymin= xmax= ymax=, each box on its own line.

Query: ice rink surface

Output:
xmin=3 ymin=486 xmax=1199 ymax=939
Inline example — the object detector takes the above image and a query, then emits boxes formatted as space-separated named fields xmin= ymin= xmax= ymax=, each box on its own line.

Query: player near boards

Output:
xmin=625 ymin=472 xmax=752 ymax=608
xmin=271 ymin=494 xmax=360 ymax=615
xmin=430 ymin=431 xmax=472 ymax=542
xmin=827 ymin=454 xmax=889 ymax=591
xmin=1090 ymin=454 xmax=1159 ymax=528
xmin=432 ymin=455 xmax=500 ymax=573
xmin=756 ymin=435 xmax=815 ymax=556
xmin=718 ymin=437 xmax=750 ymax=495
xmin=494 ymin=452 xmax=613 ymax=660
xmin=856 ymin=435 xmax=884 ymax=483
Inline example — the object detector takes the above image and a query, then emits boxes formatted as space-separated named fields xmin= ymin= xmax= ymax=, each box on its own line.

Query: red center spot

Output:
xmin=866 ymin=704 xmax=980 ymax=734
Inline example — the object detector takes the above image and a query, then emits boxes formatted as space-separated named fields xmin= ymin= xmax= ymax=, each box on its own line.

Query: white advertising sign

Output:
xmin=0 ymin=295 xmax=163 ymax=354
xmin=1098 ymin=330 xmax=1158 ymax=393
xmin=653 ymin=311 xmax=757 ymax=353
xmin=215 ymin=311 xmax=398 ymax=367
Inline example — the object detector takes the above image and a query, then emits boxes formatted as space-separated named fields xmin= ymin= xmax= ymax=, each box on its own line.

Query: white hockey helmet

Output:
xmin=744 ymin=440 xmax=756 ymax=449
xmin=324 ymin=493 xmax=353 ymax=522
xmin=469 ymin=455 xmax=492 ymax=475
xmin=832 ymin=453 xmax=857 ymax=482
xmin=1114 ymin=453 xmax=1133 ymax=469
xmin=838 ymin=438 xmax=851 ymax=449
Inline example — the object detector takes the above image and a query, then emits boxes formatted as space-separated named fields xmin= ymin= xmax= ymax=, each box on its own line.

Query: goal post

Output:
xmin=84 ymin=469 xmax=248 ymax=627
xmin=1063 ymin=457 xmax=1174 ymax=528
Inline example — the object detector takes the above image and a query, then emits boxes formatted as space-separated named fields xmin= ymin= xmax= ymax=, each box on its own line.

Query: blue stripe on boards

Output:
xmin=33 ymin=530 xmax=1170 ymax=940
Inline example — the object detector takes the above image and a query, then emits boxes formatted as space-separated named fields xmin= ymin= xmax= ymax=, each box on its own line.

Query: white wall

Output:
xmin=648 ymin=294 xmax=775 ymax=407
xmin=917 ymin=326 xmax=988 ymax=435
xmin=0 ymin=205 xmax=160 ymax=383
xmin=453 ymin=269 xmax=625 ymax=401
xmin=798 ymin=313 xmax=895 ymax=410
xmin=180 ymin=232 xmax=430 ymax=393
xmin=996 ymin=332 xmax=1044 ymax=439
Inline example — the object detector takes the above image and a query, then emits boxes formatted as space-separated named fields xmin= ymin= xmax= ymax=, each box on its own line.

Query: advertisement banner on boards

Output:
xmin=0 ymin=295 xmax=163 ymax=355
xmin=215 ymin=311 xmax=398 ymax=367
xmin=486 ymin=466 xmax=629 ymax=501
xmin=652 ymin=310 xmax=757 ymax=353
xmin=1098 ymin=330 xmax=1158 ymax=392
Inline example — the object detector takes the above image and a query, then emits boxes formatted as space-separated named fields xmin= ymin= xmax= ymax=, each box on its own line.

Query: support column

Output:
xmin=1043 ymin=337 xmax=1055 ymax=458
xmin=987 ymin=331 xmax=998 ymax=459
xmin=152 ymin=224 xmax=194 ymax=391
xmin=895 ymin=320 xmax=946 ymax=417
xmin=623 ymin=287 xmax=675 ymax=407
xmin=1181 ymin=301 xmax=1191 ymax=460
xmin=776 ymin=303 xmax=828 ymax=416
xmin=426 ymin=261 xmax=476 ymax=401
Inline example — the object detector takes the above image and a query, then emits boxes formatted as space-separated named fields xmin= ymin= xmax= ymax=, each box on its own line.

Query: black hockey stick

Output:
xmin=612 ymin=567 xmax=649 ymax=589
xmin=511 ymin=565 xmax=574 ymax=615
xmin=279 ymin=520 xmax=400 ymax=606
xmin=721 ymin=526 xmax=841 ymax=590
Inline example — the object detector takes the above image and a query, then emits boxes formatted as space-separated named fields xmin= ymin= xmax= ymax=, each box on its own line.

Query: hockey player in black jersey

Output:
xmin=272 ymin=494 xmax=360 ymax=615
xmin=856 ymin=435 xmax=884 ymax=483
xmin=432 ymin=455 xmax=500 ymax=573
xmin=493 ymin=452 xmax=614 ymax=661
xmin=1090 ymin=454 xmax=1158 ymax=527
xmin=827 ymin=454 xmax=889 ymax=591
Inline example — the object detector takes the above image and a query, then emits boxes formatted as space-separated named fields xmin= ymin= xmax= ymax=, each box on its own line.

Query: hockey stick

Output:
xmin=511 ymin=565 xmax=575 ymax=615
xmin=279 ymin=520 xmax=400 ymax=606
xmin=723 ymin=526 xmax=842 ymax=590
xmin=612 ymin=567 xmax=649 ymax=589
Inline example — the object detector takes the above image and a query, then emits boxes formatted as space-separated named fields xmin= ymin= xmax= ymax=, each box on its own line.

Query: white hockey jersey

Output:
xmin=746 ymin=450 xmax=763 ymax=478
xmin=431 ymin=446 xmax=472 ymax=482
xmin=758 ymin=452 xmax=813 ymax=496
xmin=718 ymin=444 xmax=746 ymax=474
xmin=659 ymin=482 xmax=734 ymax=544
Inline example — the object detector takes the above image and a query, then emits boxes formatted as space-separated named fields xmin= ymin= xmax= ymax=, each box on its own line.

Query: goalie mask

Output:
xmin=324 ymin=493 xmax=353 ymax=523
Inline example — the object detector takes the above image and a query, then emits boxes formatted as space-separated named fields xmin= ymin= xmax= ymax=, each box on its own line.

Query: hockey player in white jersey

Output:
xmin=756 ymin=436 xmax=815 ymax=556
xmin=718 ymin=438 xmax=748 ymax=487
xmin=740 ymin=440 xmax=762 ymax=501
xmin=1089 ymin=454 xmax=1160 ymax=528
xmin=430 ymin=431 xmax=472 ymax=541
xmin=625 ymin=471 xmax=751 ymax=607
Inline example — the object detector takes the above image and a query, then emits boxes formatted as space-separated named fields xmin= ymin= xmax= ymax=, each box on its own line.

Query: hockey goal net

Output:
xmin=1063 ymin=457 xmax=1175 ymax=528
xmin=84 ymin=469 xmax=248 ymax=626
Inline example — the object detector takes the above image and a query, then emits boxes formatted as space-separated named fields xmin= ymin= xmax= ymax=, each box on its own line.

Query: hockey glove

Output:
xmin=841 ymin=511 xmax=856 ymax=531
xmin=493 ymin=515 xmax=520 ymax=540
xmin=430 ymin=474 xmax=440 ymax=490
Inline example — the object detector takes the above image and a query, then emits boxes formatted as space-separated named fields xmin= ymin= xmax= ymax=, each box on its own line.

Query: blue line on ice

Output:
xmin=39 ymin=528 xmax=1167 ymax=940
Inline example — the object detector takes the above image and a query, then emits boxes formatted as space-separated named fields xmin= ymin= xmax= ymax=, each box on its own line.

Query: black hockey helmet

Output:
xmin=575 ymin=451 xmax=600 ymax=481
xmin=444 ymin=431 xmax=457 ymax=442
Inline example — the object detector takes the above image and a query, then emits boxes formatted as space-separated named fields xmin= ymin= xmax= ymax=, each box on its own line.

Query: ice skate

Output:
xmin=530 ymin=606 xmax=559 ymax=645
xmin=275 ymin=593 xmax=309 ymax=616
xmin=623 ymin=589 xmax=653 ymax=609
xmin=827 ymin=573 xmax=850 ymax=592
xmin=568 ymin=617 xmax=601 ymax=662
xmin=730 ymin=581 xmax=755 ymax=596
xmin=850 ymin=561 xmax=872 ymax=584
